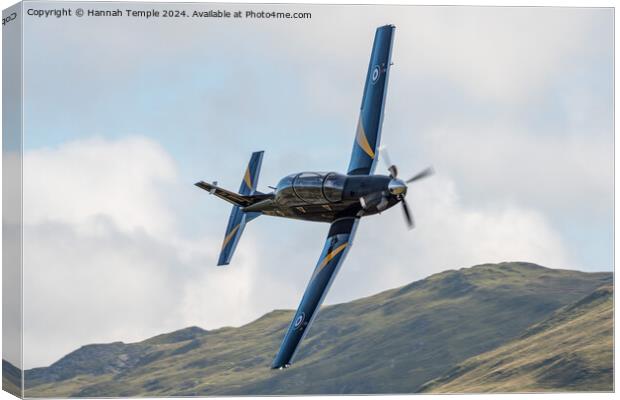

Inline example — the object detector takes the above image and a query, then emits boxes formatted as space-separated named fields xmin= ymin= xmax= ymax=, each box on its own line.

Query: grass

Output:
xmin=22 ymin=262 xmax=612 ymax=397
xmin=421 ymin=284 xmax=613 ymax=392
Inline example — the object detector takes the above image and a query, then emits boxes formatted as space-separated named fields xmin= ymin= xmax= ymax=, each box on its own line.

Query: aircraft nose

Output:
xmin=388 ymin=179 xmax=407 ymax=196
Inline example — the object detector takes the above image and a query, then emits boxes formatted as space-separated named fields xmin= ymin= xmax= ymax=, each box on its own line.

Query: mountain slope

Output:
xmin=2 ymin=360 xmax=22 ymax=397
xmin=23 ymin=262 xmax=612 ymax=397
xmin=421 ymin=284 xmax=614 ymax=393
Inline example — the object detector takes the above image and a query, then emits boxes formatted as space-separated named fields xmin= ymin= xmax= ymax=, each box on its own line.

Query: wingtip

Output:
xmin=217 ymin=254 xmax=230 ymax=266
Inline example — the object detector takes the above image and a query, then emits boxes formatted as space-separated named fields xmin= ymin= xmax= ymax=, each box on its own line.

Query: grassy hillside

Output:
xmin=421 ymin=284 xmax=614 ymax=393
xmin=23 ymin=262 xmax=611 ymax=397
xmin=2 ymin=360 xmax=22 ymax=397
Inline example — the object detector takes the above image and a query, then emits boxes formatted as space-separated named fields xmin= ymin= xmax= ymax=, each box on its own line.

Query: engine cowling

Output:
xmin=359 ymin=191 xmax=389 ymax=211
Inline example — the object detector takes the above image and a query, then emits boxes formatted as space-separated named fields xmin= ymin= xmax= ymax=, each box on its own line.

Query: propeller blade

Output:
xmin=406 ymin=167 xmax=434 ymax=184
xmin=389 ymin=165 xmax=398 ymax=179
xmin=379 ymin=146 xmax=398 ymax=178
xmin=379 ymin=146 xmax=392 ymax=168
xmin=401 ymin=198 xmax=414 ymax=229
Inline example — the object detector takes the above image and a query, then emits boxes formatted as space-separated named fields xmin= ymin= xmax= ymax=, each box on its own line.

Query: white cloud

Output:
xmin=266 ymin=6 xmax=608 ymax=106
xmin=3 ymin=151 xmax=23 ymax=367
xmin=23 ymin=137 xmax=177 ymax=237
xmin=21 ymin=137 xmax=320 ymax=368
xmin=329 ymin=176 xmax=570 ymax=304
xmin=417 ymin=122 xmax=613 ymax=218
xmin=395 ymin=7 xmax=599 ymax=102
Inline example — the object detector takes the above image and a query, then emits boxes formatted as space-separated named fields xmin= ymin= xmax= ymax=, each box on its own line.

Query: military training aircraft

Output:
xmin=196 ymin=25 xmax=433 ymax=369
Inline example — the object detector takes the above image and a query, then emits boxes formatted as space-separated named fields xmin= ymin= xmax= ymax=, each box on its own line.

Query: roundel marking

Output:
xmin=293 ymin=312 xmax=306 ymax=329
xmin=371 ymin=65 xmax=380 ymax=83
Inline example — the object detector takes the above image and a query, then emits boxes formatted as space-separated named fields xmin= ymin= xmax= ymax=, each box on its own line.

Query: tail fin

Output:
xmin=217 ymin=151 xmax=264 ymax=266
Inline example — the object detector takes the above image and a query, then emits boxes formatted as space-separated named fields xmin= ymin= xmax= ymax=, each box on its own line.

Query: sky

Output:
xmin=14 ymin=3 xmax=613 ymax=369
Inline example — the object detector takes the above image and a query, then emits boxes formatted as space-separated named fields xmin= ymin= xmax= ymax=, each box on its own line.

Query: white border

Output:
xmin=0 ymin=1 xmax=615 ymax=400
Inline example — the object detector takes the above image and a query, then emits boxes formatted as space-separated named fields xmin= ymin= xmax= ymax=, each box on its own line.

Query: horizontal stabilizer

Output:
xmin=195 ymin=182 xmax=273 ymax=207
xmin=198 ymin=151 xmax=267 ymax=266
xmin=195 ymin=181 xmax=252 ymax=207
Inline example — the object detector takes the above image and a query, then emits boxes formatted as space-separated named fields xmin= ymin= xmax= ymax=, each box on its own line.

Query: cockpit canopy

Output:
xmin=275 ymin=172 xmax=346 ymax=205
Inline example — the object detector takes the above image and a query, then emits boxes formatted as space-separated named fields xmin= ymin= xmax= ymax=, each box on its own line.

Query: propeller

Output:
xmin=406 ymin=167 xmax=435 ymax=184
xmin=379 ymin=147 xmax=398 ymax=179
xmin=401 ymin=197 xmax=414 ymax=229
xmin=379 ymin=146 xmax=433 ymax=230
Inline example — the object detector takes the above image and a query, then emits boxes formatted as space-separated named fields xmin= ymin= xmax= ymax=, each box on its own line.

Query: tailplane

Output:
xmin=195 ymin=151 xmax=264 ymax=265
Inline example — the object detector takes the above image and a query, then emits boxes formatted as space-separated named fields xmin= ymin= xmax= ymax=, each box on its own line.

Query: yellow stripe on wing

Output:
xmin=311 ymin=242 xmax=348 ymax=280
xmin=355 ymin=116 xmax=375 ymax=159
xmin=244 ymin=166 xmax=253 ymax=190
xmin=221 ymin=225 xmax=240 ymax=250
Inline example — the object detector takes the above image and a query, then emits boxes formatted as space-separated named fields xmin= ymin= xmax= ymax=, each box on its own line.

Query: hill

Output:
xmin=22 ymin=262 xmax=612 ymax=396
xmin=2 ymin=360 xmax=21 ymax=397
xmin=420 ymin=284 xmax=613 ymax=392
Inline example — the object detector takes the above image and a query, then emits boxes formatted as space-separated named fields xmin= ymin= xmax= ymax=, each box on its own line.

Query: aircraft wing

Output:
xmin=347 ymin=25 xmax=395 ymax=176
xmin=271 ymin=217 xmax=359 ymax=369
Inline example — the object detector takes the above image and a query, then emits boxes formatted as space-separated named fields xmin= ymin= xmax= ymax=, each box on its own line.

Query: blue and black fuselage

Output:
xmin=245 ymin=171 xmax=402 ymax=222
